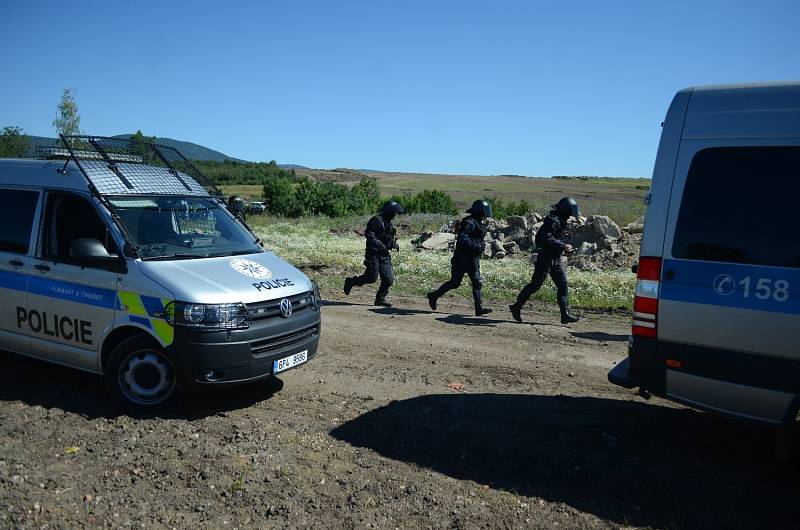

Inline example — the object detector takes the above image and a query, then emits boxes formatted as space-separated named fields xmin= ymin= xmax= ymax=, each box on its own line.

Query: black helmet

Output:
xmin=380 ymin=199 xmax=406 ymax=216
xmin=552 ymin=197 xmax=580 ymax=219
xmin=467 ymin=199 xmax=492 ymax=219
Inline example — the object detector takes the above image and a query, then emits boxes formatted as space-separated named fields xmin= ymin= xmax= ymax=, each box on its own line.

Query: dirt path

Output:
xmin=1 ymin=291 xmax=797 ymax=529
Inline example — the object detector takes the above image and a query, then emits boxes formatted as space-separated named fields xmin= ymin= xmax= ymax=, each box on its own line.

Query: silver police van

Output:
xmin=609 ymin=82 xmax=800 ymax=446
xmin=0 ymin=136 xmax=321 ymax=411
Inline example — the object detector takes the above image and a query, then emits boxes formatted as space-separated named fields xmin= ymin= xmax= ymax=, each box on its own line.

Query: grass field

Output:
xmin=249 ymin=215 xmax=636 ymax=311
xmin=222 ymin=171 xmax=649 ymax=225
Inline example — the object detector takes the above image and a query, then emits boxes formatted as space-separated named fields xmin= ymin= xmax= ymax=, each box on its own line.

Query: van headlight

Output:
xmin=165 ymin=302 xmax=251 ymax=330
xmin=311 ymin=281 xmax=321 ymax=310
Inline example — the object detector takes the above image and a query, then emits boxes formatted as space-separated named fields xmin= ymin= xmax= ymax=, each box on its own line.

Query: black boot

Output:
xmin=426 ymin=292 xmax=438 ymax=311
xmin=343 ymin=277 xmax=354 ymax=296
xmin=509 ymin=303 xmax=523 ymax=323
xmin=560 ymin=308 xmax=580 ymax=324
xmin=375 ymin=297 xmax=392 ymax=308
xmin=475 ymin=306 xmax=493 ymax=317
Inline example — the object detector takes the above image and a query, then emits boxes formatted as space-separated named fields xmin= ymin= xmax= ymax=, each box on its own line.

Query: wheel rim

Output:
xmin=118 ymin=350 xmax=176 ymax=406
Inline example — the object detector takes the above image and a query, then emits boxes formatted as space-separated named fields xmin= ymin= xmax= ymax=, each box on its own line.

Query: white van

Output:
xmin=0 ymin=136 xmax=321 ymax=411
xmin=609 ymin=82 xmax=800 ymax=446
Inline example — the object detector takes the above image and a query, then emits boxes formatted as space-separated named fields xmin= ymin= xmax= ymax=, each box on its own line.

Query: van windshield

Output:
xmin=107 ymin=196 xmax=262 ymax=260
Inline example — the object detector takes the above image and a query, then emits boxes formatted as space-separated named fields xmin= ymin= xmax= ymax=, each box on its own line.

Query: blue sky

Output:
xmin=1 ymin=0 xmax=798 ymax=176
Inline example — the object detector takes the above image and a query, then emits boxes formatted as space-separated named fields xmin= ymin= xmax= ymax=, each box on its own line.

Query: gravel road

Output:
xmin=1 ymin=291 xmax=797 ymax=529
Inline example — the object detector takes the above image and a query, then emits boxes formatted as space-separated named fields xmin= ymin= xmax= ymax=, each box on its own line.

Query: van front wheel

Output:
xmin=105 ymin=336 xmax=184 ymax=413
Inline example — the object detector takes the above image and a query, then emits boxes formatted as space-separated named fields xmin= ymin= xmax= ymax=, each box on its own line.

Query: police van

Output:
xmin=0 ymin=136 xmax=321 ymax=411
xmin=609 ymin=82 xmax=800 ymax=444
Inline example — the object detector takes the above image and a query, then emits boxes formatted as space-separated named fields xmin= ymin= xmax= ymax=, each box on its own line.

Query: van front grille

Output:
xmin=246 ymin=291 xmax=315 ymax=321
xmin=251 ymin=324 xmax=319 ymax=357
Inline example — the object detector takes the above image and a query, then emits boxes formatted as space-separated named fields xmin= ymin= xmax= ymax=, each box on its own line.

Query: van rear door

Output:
xmin=658 ymin=144 xmax=800 ymax=421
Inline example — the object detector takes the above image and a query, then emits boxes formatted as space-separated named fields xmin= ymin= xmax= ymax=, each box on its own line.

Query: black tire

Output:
xmin=104 ymin=335 xmax=185 ymax=413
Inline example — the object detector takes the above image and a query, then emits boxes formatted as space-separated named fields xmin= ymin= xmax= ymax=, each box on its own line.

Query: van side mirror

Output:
xmin=631 ymin=263 xmax=639 ymax=274
xmin=69 ymin=238 xmax=121 ymax=265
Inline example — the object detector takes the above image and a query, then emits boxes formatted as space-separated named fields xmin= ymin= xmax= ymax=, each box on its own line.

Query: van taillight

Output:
xmin=632 ymin=257 xmax=661 ymax=338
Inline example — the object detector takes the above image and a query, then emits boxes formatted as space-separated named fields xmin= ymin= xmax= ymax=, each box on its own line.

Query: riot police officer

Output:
xmin=227 ymin=196 xmax=246 ymax=223
xmin=509 ymin=197 xmax=580 ymax=324
xmin=344 ymin=200 xmax=405 ymax=307
xmin=426 ymin=199 xmax=493 ymax=317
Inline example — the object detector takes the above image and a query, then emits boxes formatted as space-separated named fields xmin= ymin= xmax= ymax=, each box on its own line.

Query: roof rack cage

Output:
xmin=57 ymin=134 xmax=223 ymax=198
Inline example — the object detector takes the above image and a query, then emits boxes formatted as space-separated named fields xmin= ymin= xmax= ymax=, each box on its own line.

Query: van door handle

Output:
xmin=8 ymin=259 xmax=23 ymax=267
xmin=34 ymin=264 xmax=51 ymax=272
xmin=664 ymin=270 xmax=675 ymax=280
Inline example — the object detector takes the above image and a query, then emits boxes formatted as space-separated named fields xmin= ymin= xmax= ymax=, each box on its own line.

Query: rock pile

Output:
xmin=412 ymin=213 xmax=643 ymax=271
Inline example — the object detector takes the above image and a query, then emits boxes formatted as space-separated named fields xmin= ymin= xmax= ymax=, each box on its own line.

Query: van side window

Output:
xmin=673 ymin=147 xmax=800 ymax=268
xmin=42 ymin=194 xmax=118 ymax=261
xmin=0 ymin=189 xmax=39 ymax=254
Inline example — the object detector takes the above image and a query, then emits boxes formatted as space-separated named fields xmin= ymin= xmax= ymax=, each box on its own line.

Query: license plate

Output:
xmin=273 ymin=350 xmax=308 ymax=374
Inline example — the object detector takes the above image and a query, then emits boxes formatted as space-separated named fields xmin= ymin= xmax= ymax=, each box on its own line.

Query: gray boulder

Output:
xmin=519 ymin=232 xmax=536 ymax=250
xmin=420 ymin=232 xmax=455 ymax=251
xmin=503 ymin=241 xmax=518 ymax=254
xmin=571 ymin=216 xmax=622 ymax=247
xmin=485 ymin=218 xmax=508 ymax=232
xmin=626 ymin=215 xmax=645 ymax=234
xmin=586 ymin=215 xmax=622 ymax=239
xmin=595 ymin=236 xmax=614 ymax=252
xmin=627 ymin=222 xmax=644 ymax=234
xmin=506 ymin=215 xmax=528 ymax=231
xmin=527 ymin=213 xmax=543 ymax=225
xmin=502 ymin=226 xmax=527 ymax=243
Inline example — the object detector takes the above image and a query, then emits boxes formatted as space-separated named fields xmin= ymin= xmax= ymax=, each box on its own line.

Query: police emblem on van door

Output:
xmin=230 ymin=258 xmax=273 ymax=280
xmin=280 ymin=298 xmax=293 ymax=318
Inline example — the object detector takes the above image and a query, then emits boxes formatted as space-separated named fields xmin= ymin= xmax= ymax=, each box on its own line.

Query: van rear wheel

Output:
xmin=105 ymin=336 xmax=184 ymax=413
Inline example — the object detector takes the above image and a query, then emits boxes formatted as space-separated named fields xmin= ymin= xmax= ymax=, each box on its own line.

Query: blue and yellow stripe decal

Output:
xmin=116 ymin=291 xmax=175 ymax=346
xmin=0 ymin=269 xmax=175 ymax=346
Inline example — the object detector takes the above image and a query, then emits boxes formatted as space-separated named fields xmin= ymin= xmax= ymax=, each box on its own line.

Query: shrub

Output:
xmin=389 ymin=190 xmax=457 ymax=215
xmin=262 ymin=175 xmax=295 ymax=216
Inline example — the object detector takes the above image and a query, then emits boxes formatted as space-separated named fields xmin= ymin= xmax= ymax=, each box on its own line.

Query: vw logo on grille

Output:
xmin=279 ymin=298 xmax=293 ymax=318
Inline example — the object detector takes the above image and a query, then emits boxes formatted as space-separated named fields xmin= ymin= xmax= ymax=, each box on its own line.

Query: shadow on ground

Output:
xmin=331 ymin=393 xmax=799 ymax=529
xmin=0 ymin=351 xmax=284 ymax=421
xmin=321 ymin=299 xmax=372 ymax=308
xmin=570 ymin=331 xmax=630 ymax=342
xmin=369 ymin=307 xmax=432 ymax=316
xmin=436 ymin=314 xmax=509 ymax=327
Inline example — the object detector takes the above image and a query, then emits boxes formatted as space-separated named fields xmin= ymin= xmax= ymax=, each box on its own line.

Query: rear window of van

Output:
xmin=672 ymin=147 xmax=800 ymax=268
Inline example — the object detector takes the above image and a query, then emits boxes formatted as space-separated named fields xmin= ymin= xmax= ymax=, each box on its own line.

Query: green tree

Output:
xmin=348 ymin=176 xmax=381 ymax=214
xmin=262 ymin=175 xmax=295 ymax=216
xmin=412 ymin=189 xmax=458 ymax=214
xmin=0 ymin=126 xmax=31 ymax=158
xmin=131 ymin=130 xmax=155 ymax=144
xmin=53 ymin=89 xmax=81 ymax=139
xmin=128 ymin=130 xmax=159 ymax=164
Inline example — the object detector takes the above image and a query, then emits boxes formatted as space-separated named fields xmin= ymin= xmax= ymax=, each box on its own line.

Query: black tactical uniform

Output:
xmin=510 ymin=197 xmax=580 ymax=324
xmin=344 ymin=200 xmax=405 ymax=306
xmin=427 ymin=200 xmax=493 ymax=317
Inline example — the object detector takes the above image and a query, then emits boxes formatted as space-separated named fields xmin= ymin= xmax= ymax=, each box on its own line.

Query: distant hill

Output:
xmin=112 ymin=134 xmax=246 ymax=162
xmin=27 ymin=134 xmax=247 ymax=163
